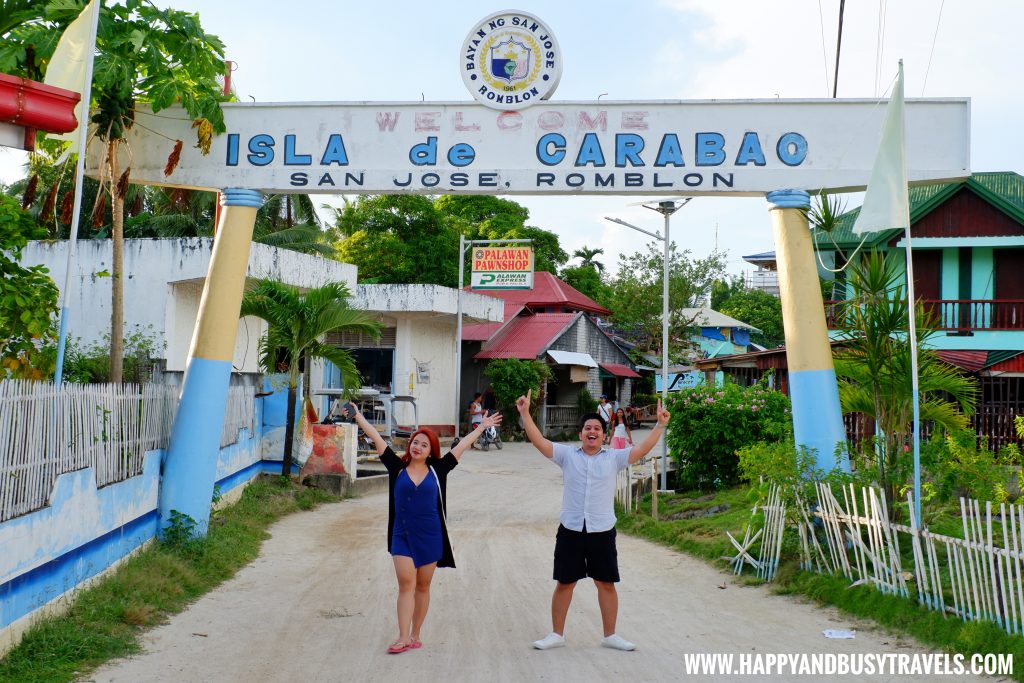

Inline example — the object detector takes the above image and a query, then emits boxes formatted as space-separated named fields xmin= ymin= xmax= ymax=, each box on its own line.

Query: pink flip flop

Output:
xmin=387 ymin=642 xmax=410 ymax=654
xmin=407 ymin=640 xmax=423 ymax=649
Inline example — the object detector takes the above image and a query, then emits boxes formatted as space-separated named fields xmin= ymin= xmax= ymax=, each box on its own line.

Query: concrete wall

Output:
xmin=0 ymin=405 xmax=273 ymax=656
xmin=22 ymin=238 xmax=358 ymax=372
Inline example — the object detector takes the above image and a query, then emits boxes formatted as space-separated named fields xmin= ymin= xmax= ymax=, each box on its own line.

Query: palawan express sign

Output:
xmin=471 ymin=246 xmax=534 ymax=290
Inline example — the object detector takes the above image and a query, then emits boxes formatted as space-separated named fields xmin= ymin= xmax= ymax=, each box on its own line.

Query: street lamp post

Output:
xmin=605 ymin=199 xmax=690 ymax=491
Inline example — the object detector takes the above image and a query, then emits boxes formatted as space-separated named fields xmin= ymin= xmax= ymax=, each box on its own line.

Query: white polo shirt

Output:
xmin=550 ymin=442 xmax=631 ymax=532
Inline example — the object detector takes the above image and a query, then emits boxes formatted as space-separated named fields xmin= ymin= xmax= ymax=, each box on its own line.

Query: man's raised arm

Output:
xmin=516 ymin=390 xmax=554 ymax=459
xmin=628 ymin=400 xmax=670 ymax=465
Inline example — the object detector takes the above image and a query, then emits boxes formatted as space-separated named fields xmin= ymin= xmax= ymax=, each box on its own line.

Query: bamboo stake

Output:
xmin=961 ymin=498 xmax=985 ymax=621
xmin=1014 ymin=505 xmax=1024 ymax=634
xmin=908 ymin=491 xmax=931 ymax=608
xmin=1000 ymin=503 xmax=1016 ymax=634
xmin=925 ymin=529 xmax=945 ymax=615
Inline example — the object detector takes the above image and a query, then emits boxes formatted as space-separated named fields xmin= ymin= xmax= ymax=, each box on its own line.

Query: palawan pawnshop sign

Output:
xmin=93 ymin=98 xmax=969 ymax=196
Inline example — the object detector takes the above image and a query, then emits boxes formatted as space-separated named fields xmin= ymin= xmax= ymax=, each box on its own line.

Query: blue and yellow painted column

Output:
xmin=768 ymin=189 xmax=850 ymax=473
xmin=159 ymin=188 xmax=264 ymax=536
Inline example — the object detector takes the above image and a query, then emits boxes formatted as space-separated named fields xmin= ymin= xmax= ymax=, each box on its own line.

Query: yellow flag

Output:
xmin=42 ymin=0 xmax=100 ymax=148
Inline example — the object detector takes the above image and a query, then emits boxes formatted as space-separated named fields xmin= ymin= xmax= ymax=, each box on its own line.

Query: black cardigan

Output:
xmin=380 ymin=447 xmax=458 ymax=568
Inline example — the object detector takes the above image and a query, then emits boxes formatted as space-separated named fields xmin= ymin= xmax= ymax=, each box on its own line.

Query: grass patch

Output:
xmin=618 ymin=487 xmax=1024 ymax=681
xmin=0 ymin=476 xmax=338 ymax=683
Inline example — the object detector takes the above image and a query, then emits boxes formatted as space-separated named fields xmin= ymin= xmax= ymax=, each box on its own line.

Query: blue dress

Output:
xmin=390 ymin=468 xmax=444 ymax=567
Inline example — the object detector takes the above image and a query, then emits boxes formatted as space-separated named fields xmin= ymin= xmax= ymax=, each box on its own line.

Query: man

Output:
xmin=597 ymin=394 xmax=613 ymax=427
xmin=515 ymin=389 xmax=670 ymax=651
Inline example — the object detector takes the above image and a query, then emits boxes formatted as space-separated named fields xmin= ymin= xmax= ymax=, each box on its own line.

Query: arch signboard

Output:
xmin=94 ymin=97 xmax=969 ymax=196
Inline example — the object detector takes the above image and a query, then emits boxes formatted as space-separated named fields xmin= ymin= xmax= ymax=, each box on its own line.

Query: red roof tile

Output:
xmin=600 ymin=362 xmax=641 ymax=378
xmin=474 ymin=313 xmax=579 ymax=359
xmin=467 ymin=271 xmax=611 ymax=316
xmin=462 ymin=303 xmax=525 ymax=341
xmin=936 ymin=350 xmax=989 ymax=372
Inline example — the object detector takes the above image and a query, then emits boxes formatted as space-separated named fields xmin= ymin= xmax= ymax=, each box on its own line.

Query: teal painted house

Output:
xmin=699 ymin=172 xmax=1023 ymax=450
xmin=816 ymin=172 xmax=1024 ymax=355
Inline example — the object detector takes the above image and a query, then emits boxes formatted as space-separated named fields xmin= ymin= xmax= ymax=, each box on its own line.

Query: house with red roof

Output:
xmin=461 ymin=271 xmax=639 ymax=435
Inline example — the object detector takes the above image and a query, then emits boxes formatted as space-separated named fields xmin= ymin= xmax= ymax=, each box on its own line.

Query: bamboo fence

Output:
xmin=0 ymin=379 xmax=256 ymax=523
xmin=795 ymin=483 xmax=1024 ymax=636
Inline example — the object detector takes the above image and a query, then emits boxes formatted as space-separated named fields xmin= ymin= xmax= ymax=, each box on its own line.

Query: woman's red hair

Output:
xmin=401 ymin=427 xmax=442 ymax=465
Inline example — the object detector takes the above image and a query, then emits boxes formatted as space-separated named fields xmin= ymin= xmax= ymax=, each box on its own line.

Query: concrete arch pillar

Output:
xmin=159 ymin=188 xmax=264 ymax=536
xmin=768 ymin=189 xmax=849 ymax=473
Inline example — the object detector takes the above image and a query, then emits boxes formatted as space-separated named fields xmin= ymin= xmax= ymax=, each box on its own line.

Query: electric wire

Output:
xmin=921 ymin=0 xmax=946 ymax=96
xmin=817 ymin=0 xmax=832 ymax=96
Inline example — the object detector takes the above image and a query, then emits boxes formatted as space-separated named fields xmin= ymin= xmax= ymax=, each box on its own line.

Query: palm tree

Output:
xmin=241 ymin=281 xmax=381 ymax=475
xmin=832 ymin=250 xmax=977 ymax=514
xmin=572 ymin=246 xmax=605 ymax=272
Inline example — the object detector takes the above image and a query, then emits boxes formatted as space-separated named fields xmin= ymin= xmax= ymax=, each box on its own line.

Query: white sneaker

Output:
xmin=532 ymin=632 xmax=566 ymax=650
xmin=601 ymin=634 xmax=636 ymax=651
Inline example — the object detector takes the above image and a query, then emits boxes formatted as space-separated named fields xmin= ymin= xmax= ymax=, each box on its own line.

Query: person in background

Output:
xmin=482 ymin=386 xmax=497 ymax=414
xmin=468 ymin=392 xmax=484 ymax=432
xmin=515 ymin=390 xmax=671 ymax=652
xmin=346 ymin=403 xmax=502 ymax=654
xmin=597 ymin=394 xmax=613 ymax=426
xmin=608 ymin=408 xmax=633 ymax=449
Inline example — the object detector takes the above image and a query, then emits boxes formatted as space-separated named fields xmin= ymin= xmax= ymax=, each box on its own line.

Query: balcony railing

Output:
xmin=825 ymin=300 xmax=1024 ymax=332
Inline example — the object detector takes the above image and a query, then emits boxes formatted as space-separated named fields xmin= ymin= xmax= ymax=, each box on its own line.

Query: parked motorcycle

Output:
xmin=478 ymin=424 xmax=502 ymax=451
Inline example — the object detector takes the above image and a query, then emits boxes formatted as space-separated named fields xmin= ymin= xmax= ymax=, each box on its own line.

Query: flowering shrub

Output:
xmin=666 ymin=382 xmax=791 ymax=490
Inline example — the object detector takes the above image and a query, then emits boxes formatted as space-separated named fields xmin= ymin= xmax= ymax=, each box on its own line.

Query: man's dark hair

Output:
xmin=578 ymin=412 xmax=607 ymax=432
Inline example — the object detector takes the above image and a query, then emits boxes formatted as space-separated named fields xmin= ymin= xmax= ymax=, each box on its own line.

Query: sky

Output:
xmin=2 ymin=0 xmax=1021 ymax=279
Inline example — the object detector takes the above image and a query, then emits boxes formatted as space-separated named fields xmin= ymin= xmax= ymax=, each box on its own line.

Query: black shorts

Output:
xmin=553 ymin=524 xmax=619 ymax=584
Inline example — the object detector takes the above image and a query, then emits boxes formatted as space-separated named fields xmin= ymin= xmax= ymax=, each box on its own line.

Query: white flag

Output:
xmin=852 ymin=62 xmax=910 ymax=235
xmin=42 ymin=0 xmax=100 ymax=149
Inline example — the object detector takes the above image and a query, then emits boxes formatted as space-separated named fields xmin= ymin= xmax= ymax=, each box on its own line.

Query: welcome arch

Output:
xmin=89 ymin=17 xmax=970 ymax=536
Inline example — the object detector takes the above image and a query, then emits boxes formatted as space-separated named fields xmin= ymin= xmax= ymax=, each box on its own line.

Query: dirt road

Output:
xmin=87 ymin=435 xmax=996 ymax=682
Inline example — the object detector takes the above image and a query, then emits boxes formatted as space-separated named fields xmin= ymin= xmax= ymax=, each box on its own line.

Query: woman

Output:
xmin=608 ymin=407 xmax=633 ymax=449
xmin=346 ymin=403 xmax=502 ymax=654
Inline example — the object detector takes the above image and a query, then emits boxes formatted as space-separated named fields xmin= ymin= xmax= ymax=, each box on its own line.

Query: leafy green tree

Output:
xmin=484 ymin=358 xmax=552 ymax=425
xmin=241 ymin=281 xmax=381 ymax=475
xmin=501 ymin=225 xmax=567 ymax=274
xmin=434 ymin=195 xmax=529 ymax=236
xmin=718 ymin=289 xmax=784 ymax=348
xmin=4 ymin=0 xmax=229 ymax=383
xmin=606 ymin=243 xmax=727 ymax=359
xmin=571 ymin=246 xmax=605 ymax=273
xmin=334 ymin=195 xmax=460 ymax=285
xmin=710 ymin=274 xmax=745 ymax=310
xmin=559 ymin=264 xmax=608 ymax=304
xmin=832 ymin=250 xmax=977 ymax=513
xmin=0 ymin=196 xmax=58 ymax=379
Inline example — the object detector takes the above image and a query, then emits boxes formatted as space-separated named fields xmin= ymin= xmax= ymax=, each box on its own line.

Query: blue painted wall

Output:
xmin=0 ymin=404 xmax=273 ymax=644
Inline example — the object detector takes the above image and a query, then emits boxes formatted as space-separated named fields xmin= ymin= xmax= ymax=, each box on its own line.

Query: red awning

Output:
xmin=600 ymin=363 xmax=641 ymax=378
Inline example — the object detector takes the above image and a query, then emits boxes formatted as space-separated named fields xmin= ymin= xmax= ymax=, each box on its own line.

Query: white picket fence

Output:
xmin=0 ymin=380 xmax=257 ymax=523
xmin=785 ymin=483 xmax=1024 ymax=636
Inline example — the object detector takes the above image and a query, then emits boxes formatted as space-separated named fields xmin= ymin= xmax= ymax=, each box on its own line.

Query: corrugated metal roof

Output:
xmin=600 ymin=362 xmax=641 ymax=378
xmin=988 ymin=352 xmax=1024 ymax=373
xmin=474 ymin=312 xmax=579 ymax=360
xmin=936 ymin=350 xmax=989 ymax=372
xmin=467 ymin=271 xmax=611 ymax=316
xmin=462 ymin=303 xmax=525 ymax=341
xmin=813 ymin=172 xmax=1024 ymax=249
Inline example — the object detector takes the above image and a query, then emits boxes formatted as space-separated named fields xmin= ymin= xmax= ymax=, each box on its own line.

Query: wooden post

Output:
xmin=652 ymin=457 xmax=658 ymax=521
